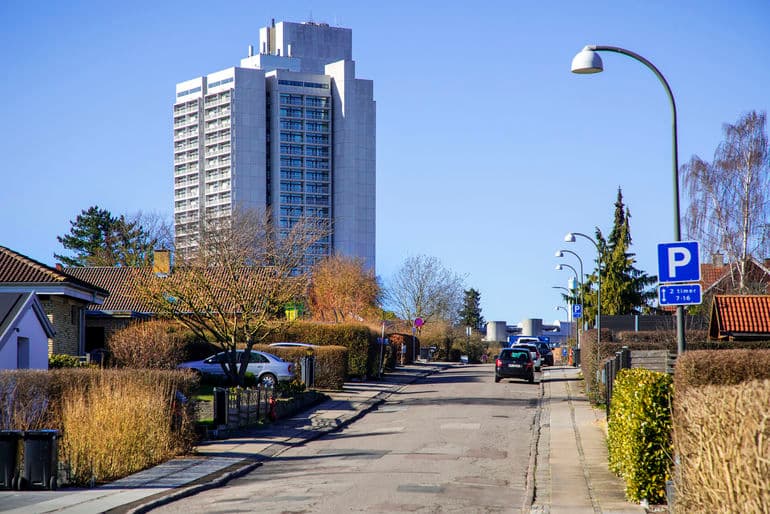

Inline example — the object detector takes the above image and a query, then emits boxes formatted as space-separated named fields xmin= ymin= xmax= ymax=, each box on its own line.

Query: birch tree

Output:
xmin=681 ymin=110 xmax=770 ymax=291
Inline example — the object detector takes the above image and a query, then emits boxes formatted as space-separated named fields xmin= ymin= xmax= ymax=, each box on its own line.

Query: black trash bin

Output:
xmin=21 ymin=430 xmax=58 ymax=490
xmin=300 ymin=356 xmax=315 ymax=388
xmin=573 ymin=348 xmax=581 ymax=367
xmin=0 ymin=430 xmax=22 ymax=490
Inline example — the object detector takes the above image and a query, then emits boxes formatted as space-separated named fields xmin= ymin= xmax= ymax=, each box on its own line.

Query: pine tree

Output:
xmin=458 ymin=288 xmax=484 ymax=330
xmin=581 ymin=189 xmax=657 ymax=323
xmin=55 ymin=206 xmax=157 ymax=267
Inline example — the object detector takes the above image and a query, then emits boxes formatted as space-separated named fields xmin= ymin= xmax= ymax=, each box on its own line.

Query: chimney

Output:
xmin=248 ymin=44 xmax=254 ymax=57
xmin=712 ymin=253 xmax=724 ymax=267
xmin=153 ymin=249 xmax=171 ymax=276
xmin=55 ymin=263 xmax=63 ymax=271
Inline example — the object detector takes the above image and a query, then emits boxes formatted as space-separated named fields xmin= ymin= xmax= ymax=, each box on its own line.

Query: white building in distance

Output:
xmin=173 ymin=20 xmax=376 ymax=268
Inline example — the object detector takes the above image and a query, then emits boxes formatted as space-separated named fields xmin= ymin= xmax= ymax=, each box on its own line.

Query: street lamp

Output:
xmin=571 ymin=44 xmax=685 ymax=354
xmin=556 ymin=248 xmax=585 ymax=330
xmin=565 ymin=232 xmax=601 ymax=359
xmin=555 ymin=305 xmax=569 ymax=316
xmin=555 ymin=262 xmax=581 ymax=349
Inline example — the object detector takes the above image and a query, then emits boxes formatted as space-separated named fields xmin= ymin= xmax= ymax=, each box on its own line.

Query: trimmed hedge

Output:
xmin=674 ymin=348 xmax=770 ymax=392
xmin=581 ymin=329 xmax=770 ymax=403
xmin=607 ymin=368 xmax=673 ymax=504
xmin=256 ymin=344 xmax=348 ymax=390
xmin=269 ymin=322 xmax=376 ymax=378
xmin=672 ymin=379 xmax=770 ymax=513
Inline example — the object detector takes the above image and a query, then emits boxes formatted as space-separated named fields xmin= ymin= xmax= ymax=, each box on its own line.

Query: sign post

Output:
xmin=657 ymin=242 xmax=702 ymax=351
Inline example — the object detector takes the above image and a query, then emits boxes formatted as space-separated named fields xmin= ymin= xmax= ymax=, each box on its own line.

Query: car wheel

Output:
xmin=260 ymin=373 xmax=277 ymax=388
xmin=494 ymin=375 xmax=501 ymax=383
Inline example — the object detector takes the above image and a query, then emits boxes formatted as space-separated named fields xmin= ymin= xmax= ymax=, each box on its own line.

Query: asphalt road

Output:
xmin=152 ymin=364 xmax=541 ymax=513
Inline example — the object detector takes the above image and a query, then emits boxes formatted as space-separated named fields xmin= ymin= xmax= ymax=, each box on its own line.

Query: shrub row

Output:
xmin=580 ymin=329 xmax=770 ymax=403
xmin=672 ymin=379 xmax=770 ymax=513
xmin=607 ymin=368 xmax=673 ymax=504
xmin=673 ymin=348 xmax=770 ymax=392
xmin=268 ymin=322 xmax=377 ymax=378
xmin=255 ymin=344 xmax=348 ymax=389
xmin=0 ymin=369 xmax=197 ymax=485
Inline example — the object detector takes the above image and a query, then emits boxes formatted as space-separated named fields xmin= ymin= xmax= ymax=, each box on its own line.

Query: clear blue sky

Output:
xmin=1 ymin=0 xmax=768 ymax=324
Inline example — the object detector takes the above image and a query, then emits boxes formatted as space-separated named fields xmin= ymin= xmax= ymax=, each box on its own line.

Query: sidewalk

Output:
xmin=0 ymin=364 xmax=646 ymax=514
xmin=532 ymin=366 xmax=646 ymax=514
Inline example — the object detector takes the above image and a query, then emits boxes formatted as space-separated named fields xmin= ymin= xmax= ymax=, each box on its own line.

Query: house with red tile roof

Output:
xmin=709 ymin=295 xmax=770 ymax=340
xmin=62 ymin=266 xmax=157 ymax=352
xmin=0 ymin=246 xmax=108 ymax=357
xmin=700 ymin=255 xmax=770 ymax=296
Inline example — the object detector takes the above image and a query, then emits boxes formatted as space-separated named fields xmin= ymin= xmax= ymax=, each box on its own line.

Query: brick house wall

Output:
xmin=39 ymin=295 xmax=88 ymax=356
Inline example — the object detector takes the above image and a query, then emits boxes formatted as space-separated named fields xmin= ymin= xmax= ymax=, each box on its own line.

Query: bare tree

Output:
xmin=682 ymin=110 xmax=770 ymax=291
xmin=134 ymin=209 xmax=328 ymax=385
xmin=129 ymin=210 xmax=175 ymax=251
xmin=386 ymin=255 xmax=465 ymax=326
xmin=308 ymin=255 xmax=381 ymax=322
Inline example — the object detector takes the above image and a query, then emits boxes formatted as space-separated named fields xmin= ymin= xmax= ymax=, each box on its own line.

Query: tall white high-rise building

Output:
xmin=173 ymin=20 xmax=375 ymax=269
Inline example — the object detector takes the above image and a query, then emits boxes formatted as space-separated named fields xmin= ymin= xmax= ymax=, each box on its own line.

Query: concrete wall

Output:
xmin=327 ymin=59 xmax=376 ymax=270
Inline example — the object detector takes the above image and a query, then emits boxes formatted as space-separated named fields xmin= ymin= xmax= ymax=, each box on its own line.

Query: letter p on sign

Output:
xmin=657 ymin=241 xmax=701 ymax=283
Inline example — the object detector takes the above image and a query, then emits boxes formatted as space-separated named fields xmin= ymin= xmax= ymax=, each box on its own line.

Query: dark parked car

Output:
xmin=535 ymin=341 xmax=554 ymax=367
xmin=511 ymin=343 xmax=542 ymax=371
xmin=495 ymin=348 xmax=535 ymax=384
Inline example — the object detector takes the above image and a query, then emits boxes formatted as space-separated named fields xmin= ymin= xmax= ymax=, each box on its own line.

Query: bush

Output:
xmin=578 ymin=328 xmax=614 ymax=402
xmin=672 ymin=379 xmax=770 ymax=513
xmin=49 ymin=354 xmax=83 ymax=369
xmin=607 ymin=368 xmax=672 ymax=504
xmin=271 ymin=322 xmax=376 ymax=378
xmin=256 ymin=344 xmax=348 ymax=389
xmin=0 ymin=368 xmax=197 ymax=485
xmin=674 ymin=349 xmax=770 ymax=393
xmin=107 ymin=320 xmax=187 ymax=369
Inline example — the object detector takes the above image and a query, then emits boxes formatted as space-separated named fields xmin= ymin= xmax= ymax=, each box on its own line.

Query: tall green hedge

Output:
xmin=269 ymin=322 xmax=377 ymax=378
xmin=607 ymin=368 xmax=673 ymax=504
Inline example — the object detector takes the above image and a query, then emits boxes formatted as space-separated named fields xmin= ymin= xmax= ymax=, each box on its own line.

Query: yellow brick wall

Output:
xmin=40 ymin=296 xmax=86 ymax=356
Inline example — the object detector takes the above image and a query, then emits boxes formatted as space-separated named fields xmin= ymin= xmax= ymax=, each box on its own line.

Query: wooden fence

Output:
xmin=603 ymin=348 xmax=676 ymax=418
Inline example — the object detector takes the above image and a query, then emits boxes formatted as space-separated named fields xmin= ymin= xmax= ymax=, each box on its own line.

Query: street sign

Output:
xmin=657 ymin=241 xmax=701 ymax=283
xmin=659 ymin=284 xmax=702 ymax=306
xmin=572 ymin=304 xmax=583 ymax=319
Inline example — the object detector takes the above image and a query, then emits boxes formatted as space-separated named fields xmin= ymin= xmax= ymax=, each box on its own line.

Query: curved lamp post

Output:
xmin=565 ymin=232 xmax=601 ymax=359
xmin=556 ymin=261 xmax=581 ymax=349
xmin=556 ymin=248 xmax=585 ymax=330
xmin=571 ymin=44 xmax=685 ymax=354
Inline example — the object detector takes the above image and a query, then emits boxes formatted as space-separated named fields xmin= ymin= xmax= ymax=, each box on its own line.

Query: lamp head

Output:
xmin=571 ymin=46 xmax=603 ymax=74
xmin=555 ymin=264 xmax=563 ymax=271
xmin=564 ymin=232 xmax=576 ymax=243
xmin=555 ymin=250 xmax=564 ymax=258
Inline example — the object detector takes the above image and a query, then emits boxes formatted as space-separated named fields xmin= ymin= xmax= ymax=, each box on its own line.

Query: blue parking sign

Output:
xmin=657 ymin=241 xmax=700 ymax=283
xmin=572 ymin=304 xmax=582 ymax=319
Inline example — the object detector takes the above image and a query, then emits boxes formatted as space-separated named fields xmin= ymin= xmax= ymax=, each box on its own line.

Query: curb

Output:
xmin=125 ymin=366 xmax=441 ymax=514
xmin=523 ymin=375 xmax=545 ymax=513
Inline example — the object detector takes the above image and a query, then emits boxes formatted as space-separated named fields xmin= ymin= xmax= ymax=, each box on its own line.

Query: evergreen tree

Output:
xmin=581 ymin=189 xmax=657 ymax=324
xmin=55 ymin=206 xmax=157 ymax=267
xmin=458 ymin=288 xmax=484 ymax=330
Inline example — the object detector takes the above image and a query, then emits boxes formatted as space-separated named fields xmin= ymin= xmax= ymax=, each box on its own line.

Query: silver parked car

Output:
xmin=177 ymin=350 xmax=294 ymax=387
